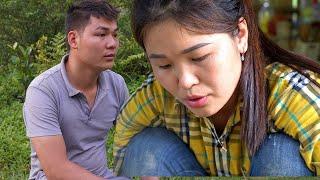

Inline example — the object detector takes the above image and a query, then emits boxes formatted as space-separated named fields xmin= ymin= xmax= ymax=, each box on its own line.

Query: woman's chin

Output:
xmin=189 ymin=108 xmax=217 ymax=118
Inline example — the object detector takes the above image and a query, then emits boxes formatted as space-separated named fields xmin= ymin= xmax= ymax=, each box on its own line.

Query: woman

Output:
xmin=113 ymin=0 xmax=320 ymax=176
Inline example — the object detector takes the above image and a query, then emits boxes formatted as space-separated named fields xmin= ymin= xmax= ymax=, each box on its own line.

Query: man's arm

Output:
xmin=24 ymin=86 xmax=104 ymax=179
xmin=31 ymin=135 xmax=103 ymax=180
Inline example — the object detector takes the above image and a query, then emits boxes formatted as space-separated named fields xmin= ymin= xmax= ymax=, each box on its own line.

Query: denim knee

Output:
xmin=120 ymin=127 xmax=207 ymax=176
xmin=250 ymin=133 xmax=314 ymax=176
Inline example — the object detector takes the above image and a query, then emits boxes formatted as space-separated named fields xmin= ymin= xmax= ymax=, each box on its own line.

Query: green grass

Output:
xmin=0 ymin=102 xmax=29 ymax=179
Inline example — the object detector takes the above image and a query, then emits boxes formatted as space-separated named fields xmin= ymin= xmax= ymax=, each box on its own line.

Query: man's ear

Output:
xmin=67 ymin=30 xmax=79 ymax=50
xmin=235 ymin=17 xmax=248 ymax=54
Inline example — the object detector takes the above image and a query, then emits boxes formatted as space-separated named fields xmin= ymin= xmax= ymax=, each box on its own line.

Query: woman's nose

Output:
xmin=174 ymin=67 xmax=199 ymax=90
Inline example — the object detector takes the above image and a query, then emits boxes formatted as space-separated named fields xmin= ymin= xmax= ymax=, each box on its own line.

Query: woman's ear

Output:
xmin=235 ymin=17 xmax=248 ymax=54
xmin=67 ymin=30 xmax=79 ymax=50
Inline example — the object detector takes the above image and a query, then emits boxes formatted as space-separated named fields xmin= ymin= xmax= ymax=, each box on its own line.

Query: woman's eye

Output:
xmin=159 ymin=64 xmax=172 ymax=69
xmin=192 ymin=54 xmax=210 ymax=62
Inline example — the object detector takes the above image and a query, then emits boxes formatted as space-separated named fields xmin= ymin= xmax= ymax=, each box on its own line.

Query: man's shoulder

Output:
xmin=102 ymin=70 xmax=123 ymax=79
xmin=29 ymin=64 xmax=61 ymax=90
xmin=102 ymin=70 xmax=125 ymax=86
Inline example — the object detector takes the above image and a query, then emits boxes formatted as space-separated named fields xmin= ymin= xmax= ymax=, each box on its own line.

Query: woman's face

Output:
xmin=144 ymin=19 xmax=248 ymax=117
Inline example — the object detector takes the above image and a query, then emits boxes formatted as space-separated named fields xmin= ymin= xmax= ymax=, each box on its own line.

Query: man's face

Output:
xmin=74 ymin=16 xmax=119 ymax=71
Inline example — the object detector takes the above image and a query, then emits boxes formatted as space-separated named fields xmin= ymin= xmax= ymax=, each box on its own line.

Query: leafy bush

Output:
xmin=0 ymin=0 xmax=72 ymax=64
xmin=34 ymin=33 xmax=67 ymax=73
xmin=0 ymin=33 xmax=67 ymax=106
xmin=0 ymin=43 xmax=36 ymax=105
xmin=113 ymin=7 xmax=150 ymax=93
xmin=0 ymin=102 xmax=29 ymax=179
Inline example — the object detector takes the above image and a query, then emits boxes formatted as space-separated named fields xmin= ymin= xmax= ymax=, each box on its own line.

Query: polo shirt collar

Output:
xmin=60 ymin=55 xmax=109 ymax=97
xmin=98 ymin=70 xmax=109 ymax=93
xmin=60 ymin=55 xmax=81 ymax=97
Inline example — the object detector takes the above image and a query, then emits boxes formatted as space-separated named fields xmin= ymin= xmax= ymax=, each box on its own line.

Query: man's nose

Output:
xmin=106 ymin=35 xmax=118 ymax=49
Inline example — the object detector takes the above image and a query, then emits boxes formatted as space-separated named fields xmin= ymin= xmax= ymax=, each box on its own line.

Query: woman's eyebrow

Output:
xmin=181 ymin=43 xmax=212 ymax=54
xmin=148 ymin=42 xmax=212 ymax=60
xmin=148 ymin=53 xmax=167 ymax=60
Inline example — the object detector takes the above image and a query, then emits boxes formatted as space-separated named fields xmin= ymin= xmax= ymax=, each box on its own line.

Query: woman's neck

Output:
xmin=209 ymin=86 xmax=240 ymax=136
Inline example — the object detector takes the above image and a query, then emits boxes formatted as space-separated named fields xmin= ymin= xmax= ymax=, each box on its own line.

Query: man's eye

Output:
xmin=97 ymin=33 xmax=106 ymax=37
xmin=159 ymin=64 xmax=171 ymax=69
xmin=192 ymin=54 xmax=210 ymax=62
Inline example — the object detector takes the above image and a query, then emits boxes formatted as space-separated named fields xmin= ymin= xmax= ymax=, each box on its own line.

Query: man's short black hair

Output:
xmin=65 ymin=0 xmax=120 ymax=34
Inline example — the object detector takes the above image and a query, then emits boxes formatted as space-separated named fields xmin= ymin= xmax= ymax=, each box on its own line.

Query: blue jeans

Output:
xmin=119 ymin=128 xmax=314 ymax=176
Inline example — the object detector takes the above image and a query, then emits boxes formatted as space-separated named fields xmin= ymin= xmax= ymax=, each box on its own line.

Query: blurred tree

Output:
xmin=0 ymin=0 xmax=73 ymax=63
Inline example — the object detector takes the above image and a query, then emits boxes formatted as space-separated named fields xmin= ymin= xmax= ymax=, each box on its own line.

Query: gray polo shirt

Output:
xmin=23 ymin=55 xmax=129 ymax=179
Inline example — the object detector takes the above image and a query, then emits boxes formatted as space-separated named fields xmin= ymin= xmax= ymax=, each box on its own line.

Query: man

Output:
xmin=23 ymin=0 xmax=129 ymax=179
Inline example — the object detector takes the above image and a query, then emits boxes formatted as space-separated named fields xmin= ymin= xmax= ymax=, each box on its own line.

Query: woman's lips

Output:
xmin=185 ymin=96 xmax=208 ymax=108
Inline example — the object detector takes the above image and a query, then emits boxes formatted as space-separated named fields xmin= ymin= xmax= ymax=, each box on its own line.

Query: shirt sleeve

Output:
xmin=119 ymin=76 xmax=129 ymax=108
xmin=267 ymin=68 xmax=320 ymax=175
xmin=23 ymin=86 xmax=61 ymax=137
xmin=113 ymin=76 xmax=164 ymax=175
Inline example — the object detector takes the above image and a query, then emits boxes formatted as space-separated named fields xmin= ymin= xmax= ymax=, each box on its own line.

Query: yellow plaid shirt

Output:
xmin=113 ymin=62 xmax=320 ymax=176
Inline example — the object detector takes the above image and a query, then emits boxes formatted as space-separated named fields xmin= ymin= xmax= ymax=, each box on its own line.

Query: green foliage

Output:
xmin=0 ymin=102 xmax=29 ymax=179
xmin=113 ymin=6 xmax=150 ymax=93
xmin=109 ymin=0 xmax=132 ymax=9
xmin=107 ymin=127 xmax=115 ymax=168
xmin=0 ymin=33 xmax=67 ymax=106
xmin=0 ymin=43 xmax=36 ymax=104
xmin=9 ymin=43 xmax=35 ymax=92
xmin=114 ymin=52 xmax=150 ymax=93
xmin=0 ymin=0 xmax=72 ymax=63
xmin=34 ymin=33 xmax=67 ymax=73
